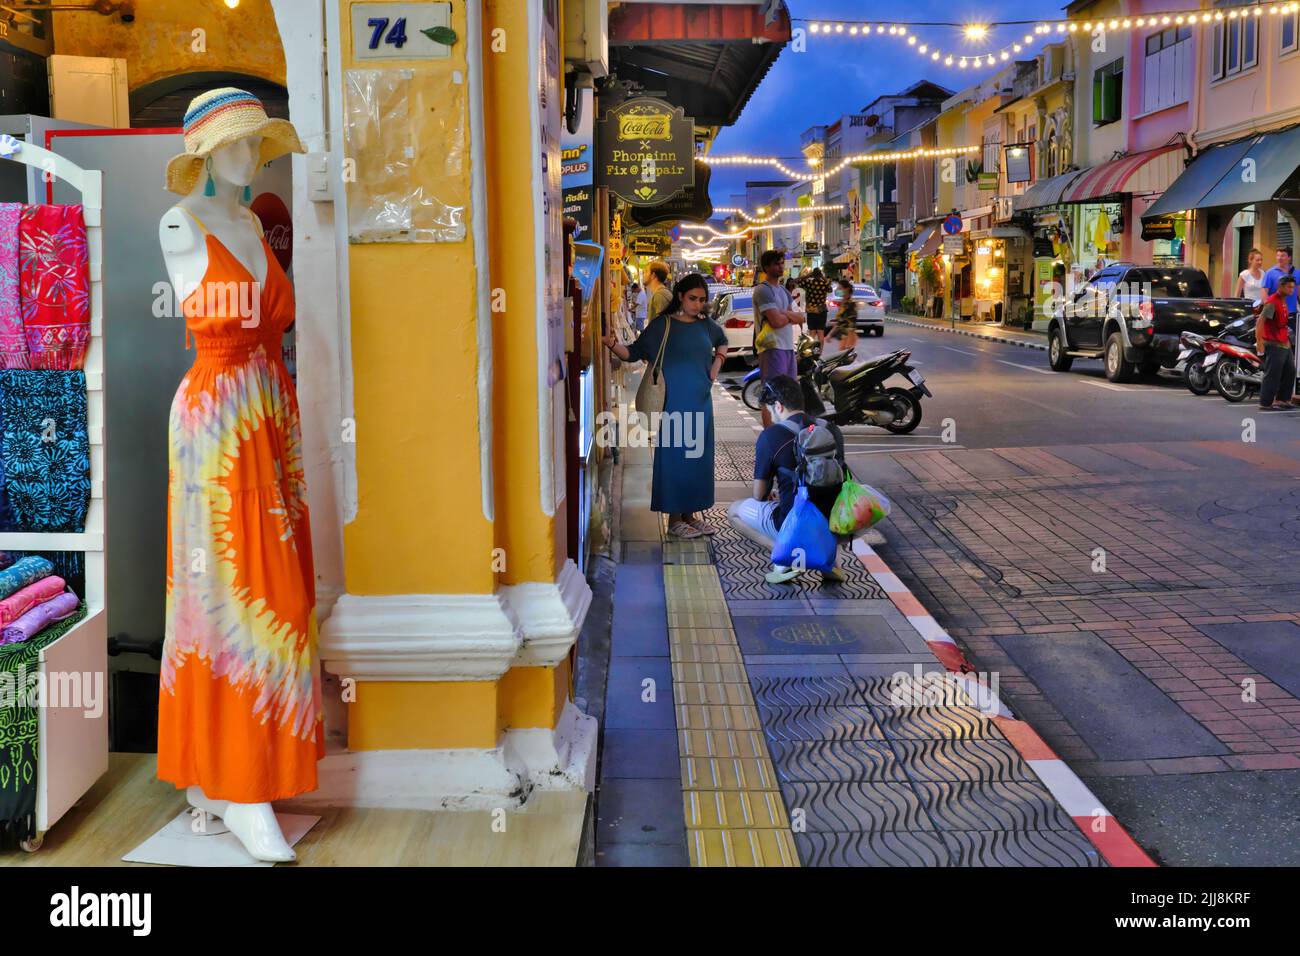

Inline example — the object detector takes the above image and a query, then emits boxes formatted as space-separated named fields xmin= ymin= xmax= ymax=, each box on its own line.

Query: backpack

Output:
xmin=779 ymin=418 xmax=844 ymax=491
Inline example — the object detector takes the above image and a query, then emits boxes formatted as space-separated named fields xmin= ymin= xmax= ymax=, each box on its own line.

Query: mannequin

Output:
xmin=156 ymin=88 xmax=318 ymax=865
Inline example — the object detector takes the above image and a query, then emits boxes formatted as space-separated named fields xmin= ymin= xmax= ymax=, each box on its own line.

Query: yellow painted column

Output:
xmin=328 ymin=0 xmax=503 ymax=751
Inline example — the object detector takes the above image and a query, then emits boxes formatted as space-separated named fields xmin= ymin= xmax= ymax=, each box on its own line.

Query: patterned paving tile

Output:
xmin=914 ymin=780 xmax=1077 ymax=831
xmin=941 ymin=829 xmax=1105 ymax=867
xmin=757 ymin=704 xmax=884 ymax=741
xmin=684 ymin=789 xmax=789 ymax=828
xmin=680 ymin=756 xmax=780 ymax=791
xmin=889 ymin=738 xmax=1037 ymax=783
xmin=749 ymin=674 xmax=868 ymax=708
xmin=765 ymin=739 xmax=906 ymax=783
xmin=794 ymin=830 xmax=953 ymax=867
xmin=781 ymin=781 xmax=933 ymax=831
xmin=872 ymin=706 xmax=996 ymax=740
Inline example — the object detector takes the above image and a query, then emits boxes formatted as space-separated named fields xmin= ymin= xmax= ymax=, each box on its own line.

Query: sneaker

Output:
xmin=765 ymin=565 xmax=802 ymax=584
xmin=862 ymin=528 xmax=886 ymax=546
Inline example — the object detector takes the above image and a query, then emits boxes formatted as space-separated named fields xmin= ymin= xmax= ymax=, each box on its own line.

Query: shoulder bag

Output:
xmin=635 ymin=315 xmax=673 ymax=419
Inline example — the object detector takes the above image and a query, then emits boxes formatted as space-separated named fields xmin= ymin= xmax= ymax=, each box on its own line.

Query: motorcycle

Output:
xmin=808 ymin=344 xmax=930 ymax=434
xmin=1177 ymin=331 xmax=1212 ymax=395
xmin=1201 ymin=316 xmax=1260 ymax=403
xmin=739 ymin=335 xmax=857 ymax=411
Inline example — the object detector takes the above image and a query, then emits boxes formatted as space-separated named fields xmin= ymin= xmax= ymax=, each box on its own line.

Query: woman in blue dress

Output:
xmin=603 ymin=273 xmax=728 ymax=537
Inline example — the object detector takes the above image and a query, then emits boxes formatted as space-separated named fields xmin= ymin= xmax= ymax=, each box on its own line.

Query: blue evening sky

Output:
xmin=708 ymin=0 xmax=1065 ymax=202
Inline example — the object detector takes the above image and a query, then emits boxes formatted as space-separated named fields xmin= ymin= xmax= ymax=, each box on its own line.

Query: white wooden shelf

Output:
xmin=0 ymin=133 xmax=108 ymax=849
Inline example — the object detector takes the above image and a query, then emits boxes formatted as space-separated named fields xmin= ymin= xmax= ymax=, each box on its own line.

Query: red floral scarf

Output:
xmin=18 ymin=204 xmax=90 ymax=370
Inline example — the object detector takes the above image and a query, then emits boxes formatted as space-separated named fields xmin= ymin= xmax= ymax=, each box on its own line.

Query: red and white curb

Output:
xmin=850 ymin=538 xmax=1156 ymax=868
xmin=885 ymin=314 xmax=1050 ymax=352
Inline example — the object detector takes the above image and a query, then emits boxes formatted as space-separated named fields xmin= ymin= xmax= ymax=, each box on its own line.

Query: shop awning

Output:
xmin=608 ymin=2 xmax=792 ymax=127
xmin=991 ymin=225 xmax=1030 ymax=239
xmin=1144 ymin=125 xmax=1300 ymax=221
xmin=1012 ymin=168 xmax=1088 ymax=212
xmin=1061 ymin=145 xmax=1183 ymax=204
xmin=906 ymin=224 xmax=938 ymax=255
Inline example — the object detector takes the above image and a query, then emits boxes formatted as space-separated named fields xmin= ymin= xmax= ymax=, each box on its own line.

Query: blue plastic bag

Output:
xmin=771 ymin=486 xmax=839 ymax=572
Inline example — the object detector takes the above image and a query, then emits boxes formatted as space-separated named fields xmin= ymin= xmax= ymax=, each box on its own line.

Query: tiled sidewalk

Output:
xmin=594 ymin=382 xmax=1146 ymax=866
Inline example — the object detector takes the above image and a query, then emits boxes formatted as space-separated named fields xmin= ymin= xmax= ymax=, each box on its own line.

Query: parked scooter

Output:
xmin=739 ymin=335 xmax=857 ymax=411
xmin=1178 ymin=331 xmax=1212 ymax=395
xmin=1201 ymin=315 xmax=1260 ymax=403
xmin=807 ymin=345 xmax=931 ymax=434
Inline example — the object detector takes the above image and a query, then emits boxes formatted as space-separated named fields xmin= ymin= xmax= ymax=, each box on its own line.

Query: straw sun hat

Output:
xmin=165 ymin=87 xmax=304 ymax=195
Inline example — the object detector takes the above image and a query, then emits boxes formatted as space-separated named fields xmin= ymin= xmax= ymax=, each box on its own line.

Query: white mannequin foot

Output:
xmin=186 ymin=786 xmax=296 ymax=862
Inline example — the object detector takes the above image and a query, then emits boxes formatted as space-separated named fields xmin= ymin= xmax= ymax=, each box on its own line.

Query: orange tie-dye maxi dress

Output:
xmin=158 ymin=211 xmax=322 ymax=804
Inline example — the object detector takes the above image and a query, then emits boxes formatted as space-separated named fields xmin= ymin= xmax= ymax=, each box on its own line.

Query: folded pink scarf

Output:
xmin=0 ymin=590 xmax=78 ymax=644
xmin=0 ymin=203 xmax=24 ymax=368
xmin=0 ymin=575 xmax=66 ymax=627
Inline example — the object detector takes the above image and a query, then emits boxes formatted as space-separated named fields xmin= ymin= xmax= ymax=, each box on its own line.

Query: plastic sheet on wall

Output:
xmin=343 ymin=68 xmax=467 ymax=243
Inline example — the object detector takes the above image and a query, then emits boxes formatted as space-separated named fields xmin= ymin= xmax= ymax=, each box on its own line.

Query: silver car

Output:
xmin=828 ymin=283 xmax=886 ymax=336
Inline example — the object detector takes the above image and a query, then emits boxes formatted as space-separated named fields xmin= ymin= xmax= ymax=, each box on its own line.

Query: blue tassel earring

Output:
xmin=203 ymin=157 xmax=216 ymax=197
xmin=242 ymin=185 xmax=253 ymax=205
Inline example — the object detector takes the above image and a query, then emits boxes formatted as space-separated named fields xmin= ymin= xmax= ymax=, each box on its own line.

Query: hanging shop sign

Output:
xmin=978 ymin=172 xmax=998 ymax=191
xmin=608 ymin=212 xmax=623 ymax=266
xmin=561 ymin=86 xmax=594 ymax=241
xmin=1141 ymin=218 xmax=1177 ymax=242
xmin=351 ymin=2 xmax=455 ymax=61
xmin=1004 ymin=145 xmax=1033 ymax=185
xmin=628 ymin=235 xmax=671 ymax=257
xmin=877 ymin=202 xmax=897 ymax=227
xmin=942 ymin=235 xmax=965 ymax=257
xmin=597 ymin=97 xmax=695 ymax=206
xmin=628 ymin=161 xmax=713 ymax=226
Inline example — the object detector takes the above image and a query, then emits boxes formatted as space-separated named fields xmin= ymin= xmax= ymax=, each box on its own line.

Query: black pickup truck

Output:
xmin=1046 ymin=265 xmax=1256 ymax=382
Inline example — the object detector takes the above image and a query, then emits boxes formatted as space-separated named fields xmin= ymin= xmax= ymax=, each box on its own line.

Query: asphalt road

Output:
xmin=722 ymin=320 xmax=1300 ymax=866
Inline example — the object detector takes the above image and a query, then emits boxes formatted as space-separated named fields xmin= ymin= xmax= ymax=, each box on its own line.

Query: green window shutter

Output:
xmin=1093 ymin=70 xmax=1103 ymax=123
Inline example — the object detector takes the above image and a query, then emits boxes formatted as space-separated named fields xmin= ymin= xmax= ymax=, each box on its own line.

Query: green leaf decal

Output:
xmin=422 ymin=26 xmax=458 ymax=47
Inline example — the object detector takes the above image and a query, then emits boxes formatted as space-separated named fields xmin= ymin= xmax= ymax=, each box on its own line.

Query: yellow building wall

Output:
xmin=935 ymin=107 xmax=966 ymax=214
xmin=484 ymin=0 xmax=564 ymax=588
xmin=53 ymin=0 xmax=286 ymax=90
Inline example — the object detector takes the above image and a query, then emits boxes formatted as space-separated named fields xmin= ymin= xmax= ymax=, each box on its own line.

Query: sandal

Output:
xmin=668 ymin=520 xmax=703 ymax=539
xmin=686 ymin=517 xmax=717 ymax=536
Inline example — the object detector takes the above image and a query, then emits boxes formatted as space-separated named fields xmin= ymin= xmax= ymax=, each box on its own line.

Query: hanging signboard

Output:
xmin=562 ymin=86 xmax=594 ymax=241
xmin=628 ymin=235 xmax=671 ymax=257
xmin=628 ymin=161 xmax=713 ymax=226
xmin=877 ymin=202 xmax=897 ymax=227
xmin=1004 ymin=144 xmax=1033 ymax=184
xmin=943 ymin=235 xmax=966 ymax=256
xmin=1141 ymin=218 xmax=1177 ymax=241
xmin=597 ymin=97 xmax=695 ymax=206
xmin=978 ymin=172 xmax=998 ymax=191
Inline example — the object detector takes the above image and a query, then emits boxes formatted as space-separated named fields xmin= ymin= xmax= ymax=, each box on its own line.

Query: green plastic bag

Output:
xmin=829 ymin=475 xmax=891 ymax=535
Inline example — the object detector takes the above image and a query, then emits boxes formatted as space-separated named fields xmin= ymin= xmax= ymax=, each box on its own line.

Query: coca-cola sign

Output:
xmin=597 ymin=97 xmax=694 ymax=207
xmin=250 ymin=192 xmax=293 ymax=273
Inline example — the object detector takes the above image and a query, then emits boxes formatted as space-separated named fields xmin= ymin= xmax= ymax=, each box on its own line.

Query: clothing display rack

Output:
xmin=0 ymin=135 xmax=107 ymax=851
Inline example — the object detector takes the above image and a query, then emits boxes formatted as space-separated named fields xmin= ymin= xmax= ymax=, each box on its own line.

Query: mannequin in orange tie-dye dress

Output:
xmin=156 ymin=91 xmax=320 ymax=851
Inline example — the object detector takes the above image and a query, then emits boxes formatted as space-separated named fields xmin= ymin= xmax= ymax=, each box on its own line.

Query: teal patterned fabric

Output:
xmin=0 ymin=556 xmax=53 ymax=601
xmin=0 ymin=370 xmax=90 ymax=532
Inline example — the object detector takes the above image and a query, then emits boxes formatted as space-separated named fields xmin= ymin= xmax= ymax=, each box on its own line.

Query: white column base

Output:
xmin=500 ymin=559 xmax=592 ymax=667
xmin=292 ymin=700 xmax=597 ymax=811
xmin=319 ymin=592 xmax=521 ymax=681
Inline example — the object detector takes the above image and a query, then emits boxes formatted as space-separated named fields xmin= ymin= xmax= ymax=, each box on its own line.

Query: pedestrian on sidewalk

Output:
xmin=727 ymin=375 xmax=885 ymax=585
xmin=798 ymin=267 xmax=832 ymax=345
xmin=630 ymin=281 xmax=647 ymax=332
xmin=1262 ymin=246 xmax=1299 ymax=339
xmin=1257 ymin=274 xmax=1297 ymax=411
xmin=644 ymin=260 xmax=672 ymax=326
xmin=602 ymin=273 xmax=728 ymax=537
xmin=822 ymin=279 xmax=859 ymax=359
xmin=1236 ymin=248 xmax=1266 ymax=304
xmin=753 ymin=249 xmax=805 ymax=428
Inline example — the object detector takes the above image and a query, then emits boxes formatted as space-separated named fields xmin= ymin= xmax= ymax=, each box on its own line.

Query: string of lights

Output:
xmin=713 ymin=203 xmax=843 ymax=224
xmin=680 ymin=220 xmax=808 ymax=240
xmin=699 ymin=145 xmax=977 ymax=183
xmin=802 ymin=3 xmax=1300 ymax=70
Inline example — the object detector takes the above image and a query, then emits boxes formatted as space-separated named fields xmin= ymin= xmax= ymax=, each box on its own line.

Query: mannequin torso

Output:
xmin=160 ymin=196 xmax=268 ymax=299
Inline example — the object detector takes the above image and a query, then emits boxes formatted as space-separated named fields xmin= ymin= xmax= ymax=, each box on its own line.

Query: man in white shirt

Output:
xmin=631 ymin=282 xmax=648 ymax=331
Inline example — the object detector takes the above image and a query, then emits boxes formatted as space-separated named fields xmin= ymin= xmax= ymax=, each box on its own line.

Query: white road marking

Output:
xmin=845 ymin=444 xmax=965 ymax=454
xmin=996 ymin=359 xmax=1053 ymax=375
xmin=1082 ymin=380 xmax=1133 ymax=391
xmin=940 ymin=345 xmax=981 ymax=356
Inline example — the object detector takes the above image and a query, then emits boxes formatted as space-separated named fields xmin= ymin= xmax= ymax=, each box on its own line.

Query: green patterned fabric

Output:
xmin=0 ymin=601 xmax=86 ymax=843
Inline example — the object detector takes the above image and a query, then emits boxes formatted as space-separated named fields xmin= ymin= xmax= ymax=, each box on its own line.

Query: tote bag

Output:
xmin=635 ymin=316 xmax=672 ymax=420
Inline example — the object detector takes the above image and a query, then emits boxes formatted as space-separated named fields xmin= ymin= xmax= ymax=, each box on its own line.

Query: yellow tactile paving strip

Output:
xmin=661 ymin=552 xmax=800 ymax=867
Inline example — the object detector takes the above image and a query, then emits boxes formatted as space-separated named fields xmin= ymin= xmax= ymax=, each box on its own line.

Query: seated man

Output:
xmin=727 ymin=374 xmax=886 ymax=585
